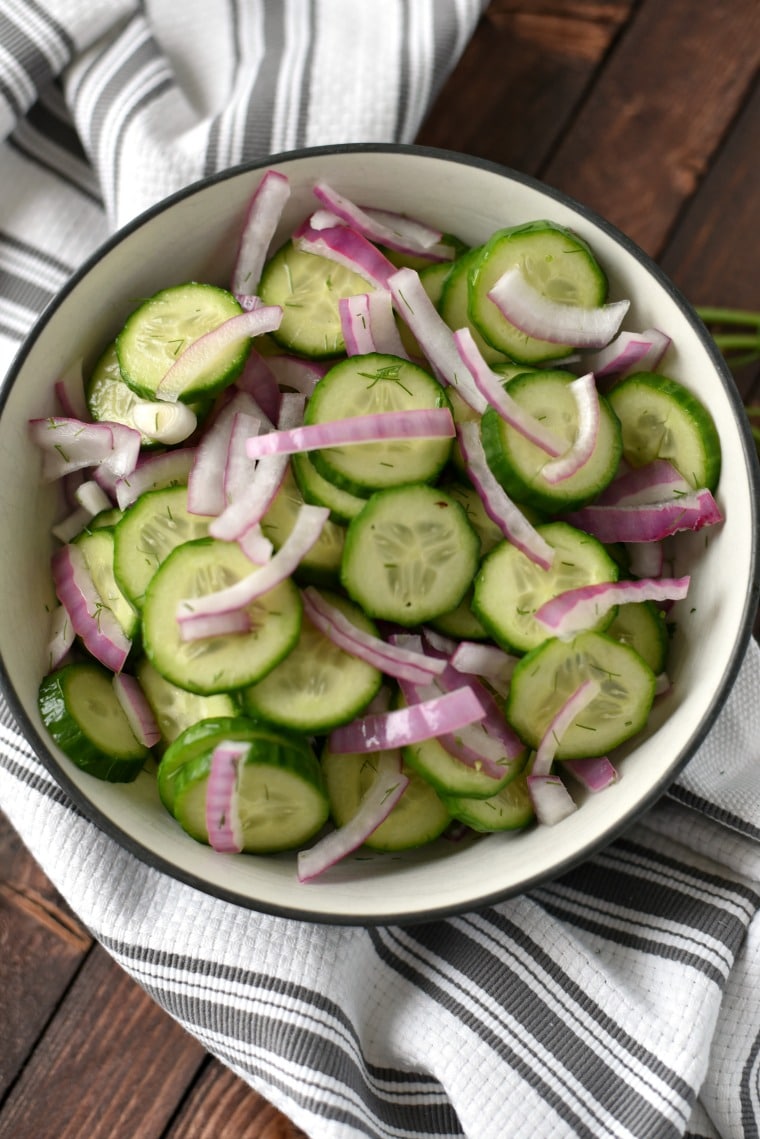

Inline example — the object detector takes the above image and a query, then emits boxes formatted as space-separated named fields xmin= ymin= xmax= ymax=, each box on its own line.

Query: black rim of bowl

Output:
xmin=1 ymin=142 xmax=759 ymax=925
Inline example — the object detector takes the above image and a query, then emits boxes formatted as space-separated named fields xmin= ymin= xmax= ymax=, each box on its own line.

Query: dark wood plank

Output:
xmin=165 ymin=1059 xmax=308 ymax=1139
xmin=0 ymin=813 xmax=91 ymax=1099
xmin=0 ymin=943 xmax=206 ymax=1139
xmin=419 ymin=0 xmax=635 ymax=172
xmin=542 ymin=0 xmax=760 ymax=256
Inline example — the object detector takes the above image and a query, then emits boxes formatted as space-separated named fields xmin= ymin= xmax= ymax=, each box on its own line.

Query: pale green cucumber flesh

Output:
xmin=304 ymin=352 xmax=452 ymax=495
xmin=241 ymin=591 xmax=382 ymax=733
xmin=322 ymin=748 xmax=450 ymax=852
xmin=142 ymin=537 xmax=302 ymax=694
xmin=340 ymin=483 xmax=480 ymax=626
xmin=38 ymin=662 xmax=148 ymax=782
xmin=506 ymin=630 xmax=656 ymax=758
xmin=442 ymin=775 xmax=535 ymax=832
xmin=473 ymin=521 xmax=620 ymax=655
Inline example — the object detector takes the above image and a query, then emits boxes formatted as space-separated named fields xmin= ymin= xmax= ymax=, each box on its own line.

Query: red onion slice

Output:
xmin=52 ymin=506 xmax=92 ymax=543
xmin=231 ymin=168 xmax=290 ymax=297
xmin=264 ymin=354 xmax=327 ymax=396
xmin=532 ymin=678 xmax=602 ymax=776
xmin=563 ymin=755 xmax=619 ymax=793
xmin=453 ymin=327 xmax=566 ymax=455
xmin=293 ymin=217 xmax=397 ymax=289
xmin=540 ymin=372 xmax=600 ymax=484
xmin=234 ymin=350 xmax=282 ymax=424
xmin=565 ymin=490 xmax=723 ymax=543
xmin=448 ymin=640 xmax=518 ymax=698
xmin=328 ymin=685 xmax=486 ymax=754
xmin=535 ymin=575 xmax=690 ymax=639
xmin=237 ymin=524 xmax=274 ymax=565
xmin=54 ymin=358 xmax=87 ymax=419
xmin=339 ymin=291 xmax=409 ymax=359
xmin=112 ymin=672 xmax=161 ymax=748
xmin=527 ymin=774 xmax=578 ymax=825
xmin=301 ymin=587 xmax=445 ymax=684
xmin=487 ymin=266 xmax=630 ymax=348
xmin=208 ymin=392 xmax=304 ymax=541
xmin=206 ymin=740 xmax=250 ymax=853
xmin=621 ymin=328 xmax=671 ymax=376
xmin=177 ymin=503 xmax=329 ymax=639
xmin=47 ymin=604 xmax=75 ymax=671
xmin=114 ymin=446 xmax=196 ymax=511
xmin=29 ymin=417 xmax=141 ymax=481
xmin=52 ymin=543 xmax=132 ymax=672
xmin=297 ymin=750 xmax=409 ymax=882
xmin=595 ymin=459 xmax=691 ymax=507
xmin=155 ymin=306 xmax=283 ymax=401
xmin=388 ymin=268 xmax=486 ymax=410
xmin=244 ymin=406 xmax=454 ymax=460
xmin=456 ymin=422 xmax=555 ymax=570
xmin=312 ymin=181 xmax=444 ymax=254
xmin=365 ymin=207 xmax=457 ymax=261
xmin=583 ymin=331 xmax=655 ymax=377
xmin=625 ymin=540 xmax=664 ymax=579
xmin=131 ymin=400 xmax=198 ymax=445
xmin=187 ymin=389 xmax=265 ymax=516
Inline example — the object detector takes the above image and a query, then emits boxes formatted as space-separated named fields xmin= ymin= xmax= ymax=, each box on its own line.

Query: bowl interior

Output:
xmin=1 ymin=145 xmax=757 ymax=923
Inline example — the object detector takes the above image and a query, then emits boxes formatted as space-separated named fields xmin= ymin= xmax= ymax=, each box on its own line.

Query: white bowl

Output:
xmin=1 ymin=144 xmax=758 ymax=924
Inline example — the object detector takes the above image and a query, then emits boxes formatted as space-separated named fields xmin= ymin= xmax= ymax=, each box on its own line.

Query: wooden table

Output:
xmin=2 ymin=3 xmax=759 ymax=1136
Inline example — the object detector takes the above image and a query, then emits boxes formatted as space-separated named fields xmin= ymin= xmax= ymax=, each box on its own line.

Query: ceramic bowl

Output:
xmin=1 ymin=144 xmax=758 ymax=924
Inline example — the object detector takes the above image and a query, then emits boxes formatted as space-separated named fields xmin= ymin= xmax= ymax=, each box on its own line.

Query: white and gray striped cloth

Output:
xmin=1 ymin=3 xmax=759 ymax=1136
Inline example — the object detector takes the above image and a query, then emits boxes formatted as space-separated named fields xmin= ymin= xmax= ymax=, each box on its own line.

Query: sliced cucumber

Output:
xmin=481 ymin=369 xmax=622 ymax=512
xmin=402 ymin=714 xmax=525 ymax=799
xmin=116 ymin=282 xmax=247 ymax=402
xmin=473 ymin=521 xmax=620 ymax=654
xmin=157 ymin=713 xmax=268 ymax=812
xmin=38 ymin=662 xmax=149 ymax=782
xmin=607 ymin=371 xmax=721 ymax=491
xmin=468 ymin=221 xmax=608 ymax=363
xmin=606 ymin=600 xmax=669 ymax=675
xmin=86 ymin=341 xmax=209 ymax=446
xmin=442 ymin=775 xmax=534 ymax=833
xmin=341 ymin=483 xmax=480 ymax=626
xmin=142 ymin=537 xmax=302 ymax=694
xmin=260 ymin=465 xmax=346 ymax=584
xmin=321 ymin=747 xmax=451 ymax=852
xmin=136 ymin=657 xmax=239 ymax=756
xmin=304 ymin=353 xmax=452 ymax=495
xmin=171 ymin=725 xmax=329 ymax=853
xmin=114 ymin=485 xmax=214 ymax=609
xmin=74 ymin=527 xmax=139 ymax=640
xmin=258 ymin=240 xmax=370 ymax=358
xmin=241 ymin=591 xmax=383 ymax=733
xmin=440 ymin=244 xmax=511 ymax=365
xmin=292 ymin=450 xmax=366 ymax=524
xmin=506 ymin=630 xmax=656 ymax=758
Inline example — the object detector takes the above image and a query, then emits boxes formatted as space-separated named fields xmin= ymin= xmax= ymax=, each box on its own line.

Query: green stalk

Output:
xmin=696 ymin=306 xmax=760 ymax=328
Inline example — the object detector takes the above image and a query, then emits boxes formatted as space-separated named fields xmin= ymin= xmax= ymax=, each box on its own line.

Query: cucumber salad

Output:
xmin=31 ymin=169 xmax=723 ymax=882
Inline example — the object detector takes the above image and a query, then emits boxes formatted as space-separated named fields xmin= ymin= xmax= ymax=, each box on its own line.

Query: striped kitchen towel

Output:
xmin=0 ymin=3 xmax=759 ymax=1137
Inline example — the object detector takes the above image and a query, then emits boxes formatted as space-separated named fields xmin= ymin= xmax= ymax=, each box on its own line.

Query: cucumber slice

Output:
xmin=468 ymin=221 xmax=608 ymax=363
xmin=241 ymin=591 xmax=383 ymax=733
xmin=74 ymin=527 xmax=139 ymax=640
xmin=440 ymin=244 xmax=511 ymax=365
xmin=136 ymin=657 xmax=239 ymax=756
xmin=606 ymin=600 xmax=669 ymax=675
xmin=171 ymin=725 xmax=329 ymax=853
xmin=113 ymin=485 xmax=214 ymax=609
xmin=261 ymin=465 xmax=346 ymax=584
xmin=607 ymin=371 xmax=721 ymax=491
xmin=116 ymin=282 xmax=247 ymax=402
xmin=473 ymin=521 xmax=620 ymax=655
xmin=157 ymin=713 xmax=269 ymax=812
xmin=86 ymin=342 xmax=210 ymax=446
xmin=402 ymin=710 xmax=525 ymax=799
xmin=428 ymin=593 xmax=490 ymax=641
xmin=506 ymin=631 xmax=656 ymax=758
xmin=304 ymin=353 xmax=452 ymax=495
xmin=142 ymin=537 xmax=302 ymax=694
xmin=341 ymin=483 xmax=480 ymax=626
xmin=292 ymin=450 xmax=367 ymax=524
xmin=258 ymin=240 xmax=370 ymax=358
xmin=481 ymin=370 xmax=622 ymax=512
xmin=442 ymin=774 xmax=534 ymax=833
xmin=321 ymin=747 xmax=451 ymax=851
xmin=38 ymin=662 xmax=149 ymax=782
